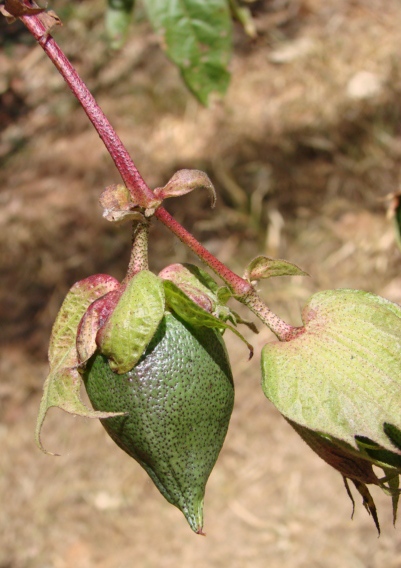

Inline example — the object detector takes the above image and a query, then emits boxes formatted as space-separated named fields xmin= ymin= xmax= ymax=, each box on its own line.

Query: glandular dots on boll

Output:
xmin=82 ymin=311 xmax=234 ymax=533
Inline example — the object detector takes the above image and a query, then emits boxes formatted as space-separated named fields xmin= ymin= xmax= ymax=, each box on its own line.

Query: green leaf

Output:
xmin=159 ymin=263 xmax=258 ymax=335
xmin=228 ymin=0 xmax=256 ymax=38
xmin=142 ymin=0 xmax=232 ymax=104
xmin=229 ymin=310 xmax=259 ymax=334
xmin=163 ymin=280 xmax=253 ymax=357
xmin=36 ymin=275 xmax=123 ymax=454
xmin=262 ymin=289 xmax=401 ymax=455
xmin=182 ymin=263 xmax=220 ymax=294
xmin=106 ymin=0 xmax=135 ymax=50
xmin=216 ymin=286 xmax=232 ymax=304
xmin=244 ymin=256 xmax=308 ymax=282
xmin=97 ymin=270 xmax=165 ymax=373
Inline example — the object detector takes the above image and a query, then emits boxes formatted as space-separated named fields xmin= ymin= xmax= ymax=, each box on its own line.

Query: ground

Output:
xmin=1 ymin=0 xmax=401 ymax=566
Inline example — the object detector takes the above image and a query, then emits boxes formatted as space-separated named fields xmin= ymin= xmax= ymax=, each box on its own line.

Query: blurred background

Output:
xmin=1 ymin=0 xmax=401 ymax=566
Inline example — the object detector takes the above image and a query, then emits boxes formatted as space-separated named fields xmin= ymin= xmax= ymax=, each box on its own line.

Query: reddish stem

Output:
xmin=242 ymin=290 xmax=304 ymax=341
xmin=154 ymin=207 xmax=251 ymax=295
xmin=124 ymin=222 xmax=150 ymax=281
xmin=20 ymin=10 xmax=251 ymax=296
xmin=21 ymin=11 xmax=154 ymax=208
xmin=15 ymin=6 xmax=299 ymax=339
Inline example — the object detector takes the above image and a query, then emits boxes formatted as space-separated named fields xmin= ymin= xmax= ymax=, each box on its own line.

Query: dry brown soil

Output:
xmin=2 ymin=0 xmax=401 ymax=566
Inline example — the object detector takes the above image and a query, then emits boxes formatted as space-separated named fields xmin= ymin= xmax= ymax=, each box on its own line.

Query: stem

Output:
xmin=14 ymin=5 xmax=297 ymax=339
xmin=20 ymin=10 xmax=155 ymax=208
xmin=124 ymin=222 xmax=150 ymax=281
xmin=20 ymin=10 xmax=251 ymax=296
xmin=242 ymin=289 xmax=304 ymax=341
xmin=154 ymin=207 xmax=251 ymax=296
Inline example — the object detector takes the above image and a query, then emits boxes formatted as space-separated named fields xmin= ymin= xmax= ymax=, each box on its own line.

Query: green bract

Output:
xmin=97 ymin=270 xmax=165 ymax=374
xmin=35 ymin=274 xmax=125 ymax=454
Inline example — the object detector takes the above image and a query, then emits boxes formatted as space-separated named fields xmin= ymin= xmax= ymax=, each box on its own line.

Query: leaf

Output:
xmin=97 ymin=270 xmax=165 ymax=373
xmin=36 ymin=274 xmax=122 ymax=454
xmin=159 ymin=263 xmax=257 ymax=335
xmin=106 ymin=0 xmax=135 ymax=50
xmin=142 ymin=0 xmax=232 ymax=104
xmin=288 ymin=420 xmax=379 ymax=485
xmin=163 ymin=280 xmax=253 ymax=357
xmin=216 ymin=286 xmax=232 ymax=304
xmin=99 ymin=184 xmax=148 ymax=224
xmin=244 ymin=256 xmax=308 ymax=282
xmin=159 ymin=263 xmax=219 ymax=312
xmin=76 ymin=289 xmax=121 ymax=365
xmin=2 ymin=0 xmax=45 ymax=21
xmin=228 ymin=0 xmax=256 ymax=38
xmin=185 ymin=264 xmax=219 ymax=294
xmin=154 ymin=169 xmax=216 ymax=207
xmin=262 ymin=289 xmax=401 ymax=455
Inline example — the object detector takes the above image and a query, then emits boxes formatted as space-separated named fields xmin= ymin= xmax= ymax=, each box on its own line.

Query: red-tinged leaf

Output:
xmin=99 ymin=184 xmax=149 ymax=224
xmin=159 ymin=263 xmax=217 ymax=312
xmin=36 ymin=274 xmax=123 ymax=454
xmin=244 ymin=256 xmax=308 ymax=282
xmin=154 ymin=170 xmax=216 ymax=208
xmin=76 ymin=289 xmax=121 ymax=365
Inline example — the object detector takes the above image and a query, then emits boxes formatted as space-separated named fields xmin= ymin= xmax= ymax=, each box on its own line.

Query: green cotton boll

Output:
xmin=82 ymin=311 xmax=234 ymax=534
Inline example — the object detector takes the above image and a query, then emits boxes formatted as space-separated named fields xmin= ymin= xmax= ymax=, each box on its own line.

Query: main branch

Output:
xmin=13 ymin=4 xmax=300 ymax=340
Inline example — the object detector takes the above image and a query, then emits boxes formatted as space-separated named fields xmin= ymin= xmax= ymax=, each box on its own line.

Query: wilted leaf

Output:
xmin=288 ymin=420 xmax=379 ymax=485
xmin=2 ymin=0 xmax=45 ymax=21
xmin=143 ymin=0 xmax=232 ymax=104
xmin=288 ymin=417 xmax=385 ymax=531
xmin=99 ymin=184 xmax=148 ymax=224
xmin=154 ymin=169 xmax=216 ymax=207
xmin=97 ymin=270 xmax=165 ymax=373
xmin=36 ymin=274 xmax=122 ymax=453
xmin=244 ymin=256 xmax=308 ymax=282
